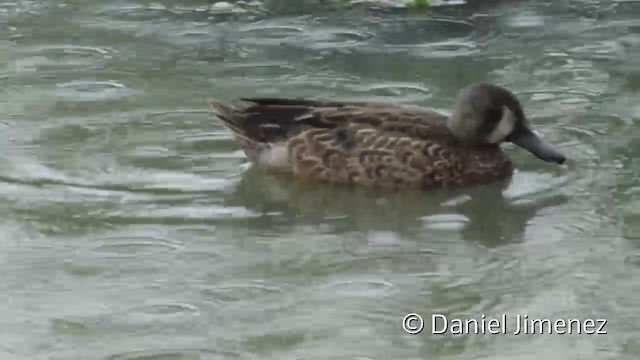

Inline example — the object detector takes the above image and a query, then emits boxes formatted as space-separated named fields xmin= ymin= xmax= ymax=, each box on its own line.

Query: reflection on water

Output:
xmin=1 ymin=0 xmax=640 ymax=359
xmin=226 ymin=166 xmax=570 ymax=248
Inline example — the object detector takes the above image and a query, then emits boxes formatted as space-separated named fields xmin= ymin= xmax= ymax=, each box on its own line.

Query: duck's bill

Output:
xmin=509 ymin=127 xmax=566 ymax=164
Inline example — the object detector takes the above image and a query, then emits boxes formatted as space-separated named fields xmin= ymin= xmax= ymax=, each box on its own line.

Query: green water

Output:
xmin=1 ymin=0 xmax=639 ymax=359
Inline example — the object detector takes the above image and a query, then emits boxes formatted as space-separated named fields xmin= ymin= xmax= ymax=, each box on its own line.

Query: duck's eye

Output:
xmin=476 ymin=106 xmax=504 ymax=137
xmin=485 ymin=106 xmax=503 ymax=124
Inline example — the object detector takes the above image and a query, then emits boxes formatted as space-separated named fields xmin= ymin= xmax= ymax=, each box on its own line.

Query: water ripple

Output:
xmin=239 ymin=23 xmax=304 ymax=37
xmin=56 ymin=80 xmax=133 ymax=102
xmin=0 ymin=168 xmax=233 ymax=196
xmin=421 ymin=214 xmax=469 ymax=232
xmin=201 ymin=281 xmax=284 ymax=304
xmin=570 ymin=40 xmax=625 ymax=61
xmin=299 ymin=28 xmax=376 ymax=49
xmin=408 ymin=40 xmax=479 ymax=58
xmin=349 ymin=82 xmax=432 ymax=103
xmin=507 ymin=10 xmax=545 ymax=29
xmin=323 ymin=279 xmax=396 ymax=297
xmin=13 ymin=45 xmax=114 ymax=73
xmin=126 ymin=302 xmax=200 ymax=319
xmin=214 ymin=62 xmax=296 ymax=78
xmin=104 ymin=348 xmax=247 ymax=360
xmin=99 ymin=4 xmax=176 ymax=21
xmin=92 ymin=239 xmax=183 ymax=256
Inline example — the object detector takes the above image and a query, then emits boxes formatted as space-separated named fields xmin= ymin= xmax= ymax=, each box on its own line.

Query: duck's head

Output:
xmin=448 ymin=83 xmax=566 ymax=164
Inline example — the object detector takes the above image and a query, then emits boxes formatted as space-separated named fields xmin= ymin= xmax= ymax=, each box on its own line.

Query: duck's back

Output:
xmin=209 ymin=98 xmax=513 ymax=190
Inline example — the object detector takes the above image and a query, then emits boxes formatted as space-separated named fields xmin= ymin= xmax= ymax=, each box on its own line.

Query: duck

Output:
xmin=208 ymin=83 xmax=566 ymax=190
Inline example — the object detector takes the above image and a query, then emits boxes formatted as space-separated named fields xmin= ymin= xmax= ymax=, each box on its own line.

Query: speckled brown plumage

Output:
xmin=208 ymin=97 xmax=513 ymax=190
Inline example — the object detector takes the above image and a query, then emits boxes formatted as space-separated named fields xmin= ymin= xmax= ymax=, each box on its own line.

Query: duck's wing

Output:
xmin=231 ymin=97 xmax=451 ymax=140
xmin=209 ymin=97 xmax=450 ymax=154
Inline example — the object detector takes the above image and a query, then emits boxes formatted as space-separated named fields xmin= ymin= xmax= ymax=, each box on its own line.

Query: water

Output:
xmin=1 ymin=0 xmax=639 ymax=358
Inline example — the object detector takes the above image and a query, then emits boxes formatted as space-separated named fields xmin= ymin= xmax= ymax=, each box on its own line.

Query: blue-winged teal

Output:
xmin=208 ymin=83 xmax=566 ymax=190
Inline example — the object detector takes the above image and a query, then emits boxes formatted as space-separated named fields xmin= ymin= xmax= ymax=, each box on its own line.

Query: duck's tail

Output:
xmin=208 ymin=98 xmax=266 ymax=161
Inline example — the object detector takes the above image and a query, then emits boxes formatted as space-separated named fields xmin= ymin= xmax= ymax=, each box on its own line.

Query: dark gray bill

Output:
xmin=508 ymin=127 xmax=566 ymax=164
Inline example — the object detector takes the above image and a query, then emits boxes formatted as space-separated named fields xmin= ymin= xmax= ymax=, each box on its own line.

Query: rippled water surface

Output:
xmin=2 ymin=0 xmax=640 ymax=358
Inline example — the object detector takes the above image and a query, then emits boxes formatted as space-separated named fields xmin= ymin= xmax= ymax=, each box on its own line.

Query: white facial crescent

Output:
xmin=486 ymin=106 xmax=516 ymax=144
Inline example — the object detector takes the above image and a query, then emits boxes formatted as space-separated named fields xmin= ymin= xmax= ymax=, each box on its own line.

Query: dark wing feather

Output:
xmin=238 ymin=98 xmax=452 ymax=142
xmin=240 ymin=98 xmax=394 ymax=108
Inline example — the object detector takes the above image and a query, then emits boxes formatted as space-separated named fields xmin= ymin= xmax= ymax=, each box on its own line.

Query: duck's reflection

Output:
xmin=224 ymin=165 xmax=568 ymax=247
